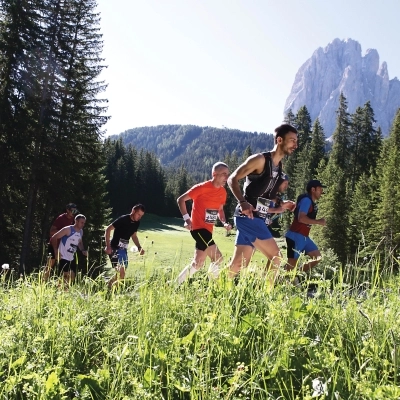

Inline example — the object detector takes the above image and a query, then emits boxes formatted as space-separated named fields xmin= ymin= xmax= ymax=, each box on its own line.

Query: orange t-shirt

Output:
xmin=188 ymin=180 xmax=227 ymax=233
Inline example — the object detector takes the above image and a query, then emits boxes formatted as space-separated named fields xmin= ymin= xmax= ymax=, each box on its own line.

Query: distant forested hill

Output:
xmin=112 ymin=125 xmax=274 ymax=178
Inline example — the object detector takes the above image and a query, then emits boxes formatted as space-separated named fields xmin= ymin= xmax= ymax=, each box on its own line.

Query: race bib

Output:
xmin=67 ymin=244 xmax=78 ymax=254
xmin=118 ymin=238 xmax=129 ymax=249
xmin=256 ymin=197 xmax=270 ymax=221
xmin=205 ymin=209 xmax=218 ymax=224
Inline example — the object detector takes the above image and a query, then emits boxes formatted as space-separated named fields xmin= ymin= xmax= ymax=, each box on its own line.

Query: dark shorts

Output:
xmin=108 ymin=248 xmax=129 ymax=268
xmin=59 ymin=258 xmax=78 ymax=273
xmin=47 ymin=243 xmax=55 ymax=259
xmin=190 ymin=229 xmax=215 ymax=251
xmin=285 ymin=230 xmax=318 ymax=259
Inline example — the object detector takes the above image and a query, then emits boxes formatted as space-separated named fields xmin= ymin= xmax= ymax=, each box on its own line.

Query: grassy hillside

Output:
xmin=1 ymin=215 xmax=399 ymax=399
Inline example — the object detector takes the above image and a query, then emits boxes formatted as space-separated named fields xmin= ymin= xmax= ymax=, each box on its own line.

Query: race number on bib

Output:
xmin=205 ymin=209 xmax=218 ymax=224
xmin=67 ymin=244 xmax=78 ymax=254
xmin=256 ymin=197 xmax=270 ymax=221
xmin=118 ymin=238 xmax=129 ymax=249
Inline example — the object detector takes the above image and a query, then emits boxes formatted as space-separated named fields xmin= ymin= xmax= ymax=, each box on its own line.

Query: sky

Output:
xmin=96 ymin=0 xmax=400 ymax=137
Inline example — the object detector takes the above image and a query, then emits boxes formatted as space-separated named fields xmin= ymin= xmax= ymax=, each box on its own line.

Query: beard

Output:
xmin=282 ymin=145 xmax=295 ymax=156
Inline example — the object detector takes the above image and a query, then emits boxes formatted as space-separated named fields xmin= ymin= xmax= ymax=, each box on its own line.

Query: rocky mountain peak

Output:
xmin=284 ymin=38 xmax=400 ymax=137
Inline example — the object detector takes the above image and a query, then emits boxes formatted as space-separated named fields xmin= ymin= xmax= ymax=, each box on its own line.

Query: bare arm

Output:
xmin=78 ymin=235 xmax=88 ymax=256
xmin=177 ymin=192 xmax=192 ymax=229
xmin=267 ymin=199 xmax=296 ymax=214
xmin=217 ymin=205 xmax=232 ymax=231
xmin=104 ymin=224 xmax=115 ymax=255
xmin=50 ymin=227 xmax=71 ymax=256
xmin=131 ymin=232 xmax=145 ymax=255
xmin=298 ymin=212 xmax=326 ymax=226
xmin=227 ymin=154 xmax=266 ymax=218
xmin=281 ymin=200 xmax=296 ymax=212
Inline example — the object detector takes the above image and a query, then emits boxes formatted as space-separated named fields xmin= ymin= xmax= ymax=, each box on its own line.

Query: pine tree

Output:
xmin=313 ymin=164 xmax=350 ymax=263
xmin=0 ymin=0 xmax=109 ymax=272
xmin=349 ymin=106 xmax=364 ymax=191
xmin=363 ymin=103 xmax=382 ymax=171
xmin=241 ymin=145 xmax=252 ymax=162
xmin=347 ymin=171 xmax=380 ymax=258
xmin=376 ymin=109 xmax=400 ymax=263
xmin=313 ymin=94 xmax=352 ymax=263
xmin=0 ymin=0 xmax=46 ymax=267
xmin=283 ymin=106 xmax=312 ymax=200
xmin=295 ymin=106 xmax=312 ymax=149
xmin=283 ymin=108 xmax=296 ymax=125
xmin=329 ymin=93 xmax=352 ymax=169
xmin=308 ymin=118 xmax=326 ymax=178
xmin=349 ymin=101 xmax=378 ymax=191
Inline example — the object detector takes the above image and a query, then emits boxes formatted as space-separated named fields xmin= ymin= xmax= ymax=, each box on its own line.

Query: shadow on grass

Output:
xmin=139 ymin=214 xmax=184 ymax=232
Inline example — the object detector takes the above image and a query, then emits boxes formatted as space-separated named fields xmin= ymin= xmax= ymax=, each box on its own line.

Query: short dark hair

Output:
xmin=274 ymin=124 xmax=298 ymax=142
xmin=133 ymin=204 xmax=146 ymax=212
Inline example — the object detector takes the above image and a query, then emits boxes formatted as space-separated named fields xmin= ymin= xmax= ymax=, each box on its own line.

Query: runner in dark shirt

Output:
xmin=227 ymin=124 xmax=297 ymax=289
xmin=104 ymin=204 xmax=145 ymax=287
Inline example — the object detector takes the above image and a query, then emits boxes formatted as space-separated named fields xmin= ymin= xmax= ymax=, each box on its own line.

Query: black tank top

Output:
xmin=234 ymin=152 xmax=283 ymax=217
xmin=243 ymin=152 xmax=282 ymax=208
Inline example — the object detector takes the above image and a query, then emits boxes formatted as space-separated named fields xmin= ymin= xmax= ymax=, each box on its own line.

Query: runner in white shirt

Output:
xmin=50 ymin=214 xmax=87 ymax=287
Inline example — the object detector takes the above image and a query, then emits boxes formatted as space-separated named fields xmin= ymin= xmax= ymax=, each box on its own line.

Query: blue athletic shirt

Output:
xmin=288 ymin=194 xmax=317 ymax=236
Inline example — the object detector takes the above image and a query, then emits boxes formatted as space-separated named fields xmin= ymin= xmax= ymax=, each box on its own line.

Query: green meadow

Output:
xmin=1 ymin=215 xmax=400 ymax=399
xmin=122 ymin=214 xmax=275 ymax=281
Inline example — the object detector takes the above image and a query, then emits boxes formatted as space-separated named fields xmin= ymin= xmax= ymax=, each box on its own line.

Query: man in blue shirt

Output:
xmin=285 ymin=180 xmax=326 ymax=272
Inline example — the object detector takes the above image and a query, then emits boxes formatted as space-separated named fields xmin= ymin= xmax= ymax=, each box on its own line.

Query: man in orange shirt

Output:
xmin=176 ymin=162 xmax=232 ymax=284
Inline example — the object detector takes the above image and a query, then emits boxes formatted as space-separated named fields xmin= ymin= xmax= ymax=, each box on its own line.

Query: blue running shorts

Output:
xmin=109 ymin=248 xmax=129 ymax=268
xmin=234 ymin=216 xmax=273 ymax=247
xmin=285 ymin=230 xmax=318 ymax=259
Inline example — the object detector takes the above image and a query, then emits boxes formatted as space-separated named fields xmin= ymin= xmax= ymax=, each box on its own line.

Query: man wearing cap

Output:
xmin=227 ymin=124 xmax=298 ymax=288
xmin=285 ymin=179 xmax=326 ymax=272
xmin=44 ymin=203 xmax=79 ymax=281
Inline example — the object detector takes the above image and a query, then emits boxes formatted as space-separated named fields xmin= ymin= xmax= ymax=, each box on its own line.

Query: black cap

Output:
xmin=66 ymin=203 xmax=77 ymax=210
xmin=306 ymin=180 xmax=326 ymax=191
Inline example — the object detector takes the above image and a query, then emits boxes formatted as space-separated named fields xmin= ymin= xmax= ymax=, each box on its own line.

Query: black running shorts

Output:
xmin=59 ymin=258 xmax=78 ymax=273
xmin=190 ymin=228 xmax=215 ymax=251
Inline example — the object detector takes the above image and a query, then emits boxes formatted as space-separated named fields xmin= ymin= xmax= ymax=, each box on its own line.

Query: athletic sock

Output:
xmin=177 ymin=265 xmax=198 ymax=285
xmin=208 ymin=262 xmax=221 ymax=278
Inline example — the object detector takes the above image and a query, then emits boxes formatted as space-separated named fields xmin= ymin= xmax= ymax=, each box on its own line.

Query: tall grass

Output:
xmin=1 ymin=249 xmax=400 ymax=399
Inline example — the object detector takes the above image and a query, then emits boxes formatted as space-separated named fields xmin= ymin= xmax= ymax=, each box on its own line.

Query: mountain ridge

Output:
xmin=111 ymin=124 xmax=275 ymax=179
xmin=284 ymin=38 xmax=400 ymax=137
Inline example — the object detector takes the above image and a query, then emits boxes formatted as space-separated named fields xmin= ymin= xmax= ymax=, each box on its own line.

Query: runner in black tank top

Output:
xmin=227 ymin=124 xmax=298 ymax=290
